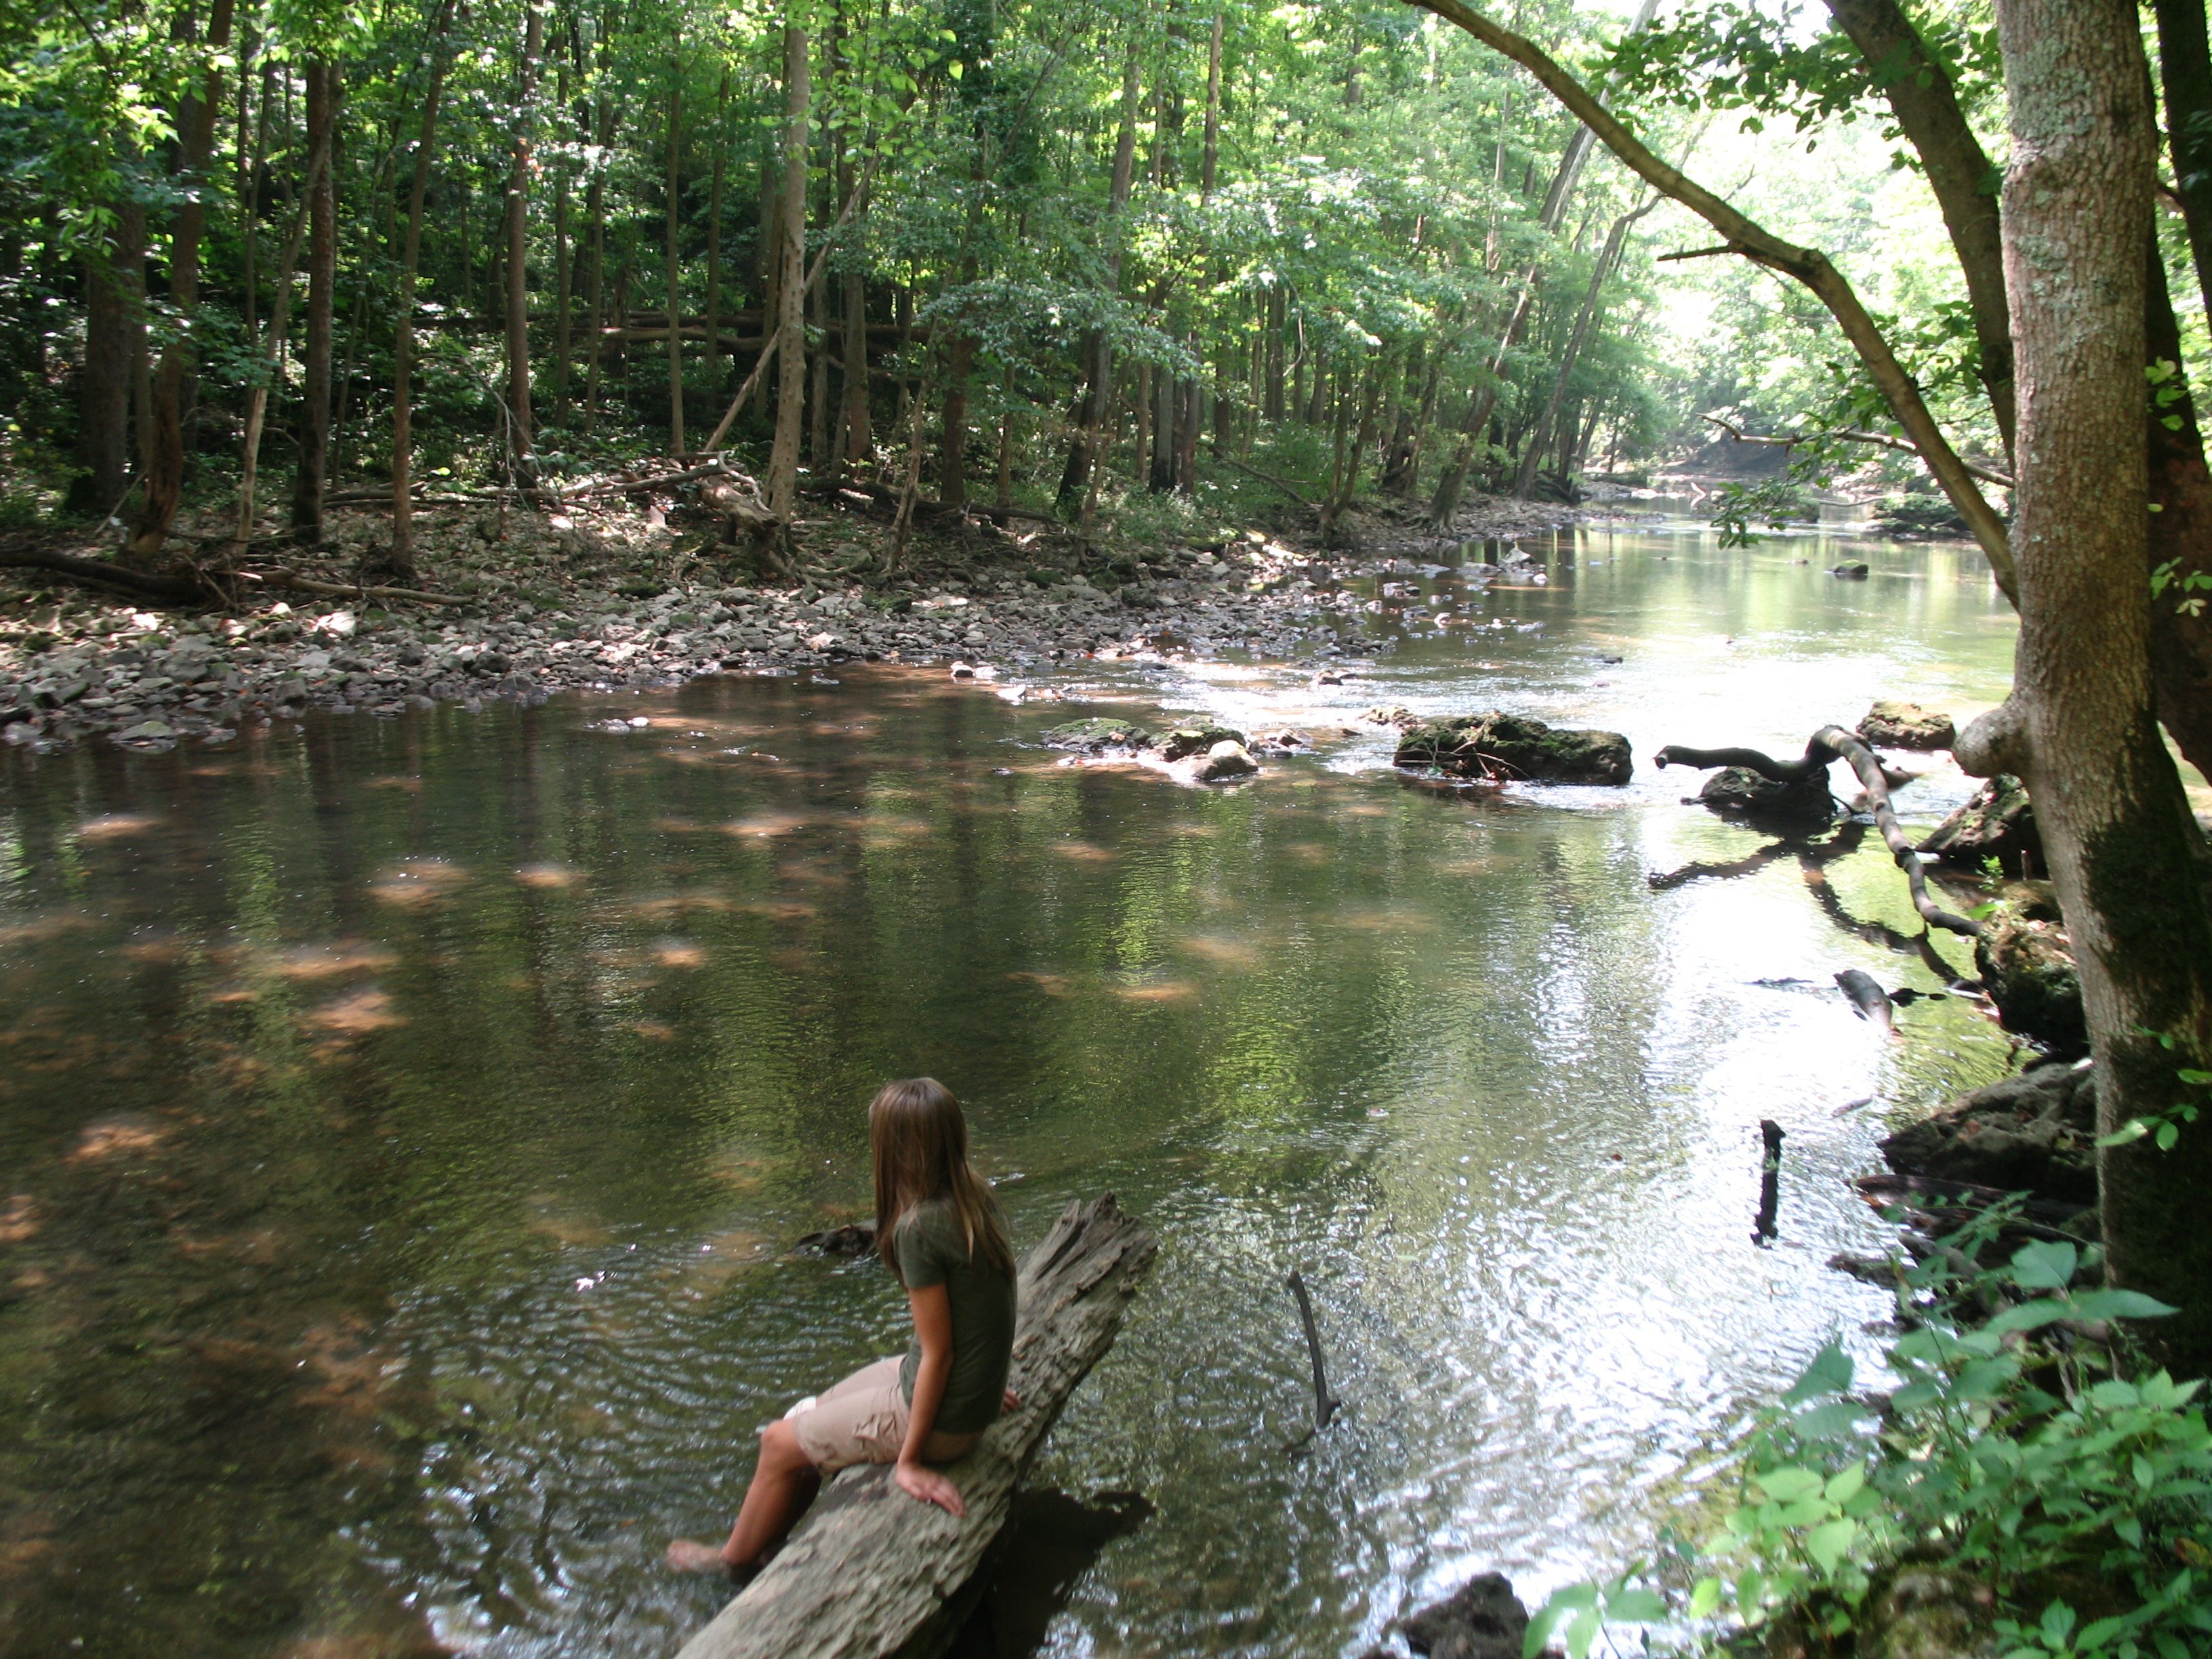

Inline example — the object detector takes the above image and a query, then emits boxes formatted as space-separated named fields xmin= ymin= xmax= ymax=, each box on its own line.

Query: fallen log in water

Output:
xmin=674 ymin=1193 xmax=1158 ymax=1659
xmin=1654 ymin=726 xmax=1983 ymax=938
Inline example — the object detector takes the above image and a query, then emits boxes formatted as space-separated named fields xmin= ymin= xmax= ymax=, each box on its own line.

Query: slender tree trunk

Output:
xmin=390 ymin=5 xmax=453 ymax=576
xmin=665 ymin=68 xmax=686 ymax=453
xmin=237 ymin=129 xmax=329 ymax=548
xmin=552 ymin=171 xmax=572 ymax=421
xmin=767 ymin=22 xmax=809 ymax=524
xmin=1512 ymin=194 xmax=1647 ymax=498
xmin=1961 ymin=0 xmax=2212 ymax=1371
xmin=291 ymin=58 xmax=339 ymax=538
xmin=2152 ymin=0 xmax=2212 ymax=327
xmin=995 ymin=363 xmax=1014 ymax=510
xmin=73 ymin=207 xmax=144 ymax=516
xmin=808 ymin=251 xmax=831 ymax=464
xmin=1057 ymin=38 xmax=1141 ymax=512
xmin=1264 ymin=286 xmax=1286 ymax=421
xmin=505 ymin=5 xmax=544 ymax=474
xmin=839 ymin=159 xmax=870 ymax=477
xmin=705 ymin=67 xmax=727 ymax=407
xmin=583 ymin=93 xmax=611 ymax=424
xmin=127 ymin=0 xmax=234 ymax=564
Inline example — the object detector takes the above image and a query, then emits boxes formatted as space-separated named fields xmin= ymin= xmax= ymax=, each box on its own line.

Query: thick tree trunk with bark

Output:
xmin=292 ymin=59 xmax=339 ymax=539
xmin=766 ymin=24 xmax=808 ymax=525
xmin=673 ymin=1194 xmax=1157 ymax=1659
xmin=1965 ymin=0 xmax=2212 ymax=1371
xmin=2153 ymin=0 xmax=2212 ymax=327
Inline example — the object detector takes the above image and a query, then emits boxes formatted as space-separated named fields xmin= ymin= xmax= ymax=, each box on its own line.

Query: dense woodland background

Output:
xmin=0 ymin=0 xmax=2071 ymax=575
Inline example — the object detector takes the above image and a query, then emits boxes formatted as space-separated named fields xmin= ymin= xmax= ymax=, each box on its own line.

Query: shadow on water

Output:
xmin=946 ymin=1489 xmax=1155 ymax=1658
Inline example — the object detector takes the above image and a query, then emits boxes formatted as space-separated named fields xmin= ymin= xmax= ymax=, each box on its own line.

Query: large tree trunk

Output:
xmin=291 ymin=58 xmax=339 ymax=539
xmin=504 ymin=6 xmax=544 ymax=474
xmin=766 ymin=23 xmax=809 ymax=525
xmin=72 ymin=205 xmax=144 ymax=516
xmin=838 ymin=164 xmax=869 ymax=478
xmin=127 ymin=0 xmax=234 ymax=565
xmin=705 ymin=68 xmax=728 ymax=409
xmin=389 ymin=7 xmax=452 ymax=577
xmin=1963 ymin=0 xmax=2212 ymax=1372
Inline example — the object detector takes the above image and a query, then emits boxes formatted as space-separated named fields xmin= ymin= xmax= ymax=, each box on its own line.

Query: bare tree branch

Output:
xmin=1702 ymin=413 xmax=2015 ymax=488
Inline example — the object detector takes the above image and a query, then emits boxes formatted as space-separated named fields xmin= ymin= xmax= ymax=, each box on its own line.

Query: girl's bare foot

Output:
xmin=665 ymin=1538 xmax=733 ymax=1574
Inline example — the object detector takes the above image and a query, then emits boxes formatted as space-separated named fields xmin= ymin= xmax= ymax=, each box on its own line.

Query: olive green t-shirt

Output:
xmin=893 ymin=1195 xmax=1017 ymax=1436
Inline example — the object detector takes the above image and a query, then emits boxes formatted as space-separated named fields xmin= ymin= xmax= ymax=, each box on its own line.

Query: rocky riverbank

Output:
xmin=0 ymin=493 xmax=1597 ymax=752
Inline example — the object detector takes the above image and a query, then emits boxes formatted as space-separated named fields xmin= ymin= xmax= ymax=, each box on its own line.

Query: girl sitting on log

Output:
xmin=667 ymin=1078 xmax=1019 ymax=1577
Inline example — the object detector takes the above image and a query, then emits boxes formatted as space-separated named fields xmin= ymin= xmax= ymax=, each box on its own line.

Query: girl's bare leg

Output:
xmin=666 ymin=1419 xmax=821 ymax=1573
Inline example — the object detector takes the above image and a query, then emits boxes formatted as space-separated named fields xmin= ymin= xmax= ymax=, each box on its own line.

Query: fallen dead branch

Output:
xmin=1654 ymin=725 xmax=1983 ymax=937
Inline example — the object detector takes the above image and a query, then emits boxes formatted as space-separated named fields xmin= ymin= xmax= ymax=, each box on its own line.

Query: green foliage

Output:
xmin=1525 ymin=1212 xmax=2212 ymax=1659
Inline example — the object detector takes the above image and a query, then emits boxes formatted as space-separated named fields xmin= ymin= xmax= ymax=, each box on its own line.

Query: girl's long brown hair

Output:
xmin=869 ymin=1078 xmax=1016 ymax=1283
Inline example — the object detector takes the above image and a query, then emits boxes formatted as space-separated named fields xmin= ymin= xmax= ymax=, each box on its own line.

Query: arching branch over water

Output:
xmin=1654 ymin=727 xmax=1985 ymax=939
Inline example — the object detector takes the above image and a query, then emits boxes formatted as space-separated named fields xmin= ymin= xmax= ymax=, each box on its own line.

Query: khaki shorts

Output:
xmin=787 ymin=1357 xmax=910 ymax=1476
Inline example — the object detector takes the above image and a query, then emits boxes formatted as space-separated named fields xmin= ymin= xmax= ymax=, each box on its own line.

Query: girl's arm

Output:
xmin=895 ymin=1282 xmax=966 ymax=1516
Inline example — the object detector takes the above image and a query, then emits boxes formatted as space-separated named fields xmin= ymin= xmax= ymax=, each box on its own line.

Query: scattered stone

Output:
xmin=795 ymin=1222 xmax=878 ymax=1258
xmin=115 ymin=720 xmax=176 ymax=743
xmin=1361 ymin=705 xmax=1424 ymax=731
xmin=1880 ymin=1059 xmax=2097 ymax=1203
xmin=1393 ymin=711 xmax=1633 ymax=785
xmin=1251 ymin=729 xmax=1309 ymax=754
xmin=1830 ymin=562 xmax=1871 ymax=579
xmin=1042 ymin=716 xmax=1153 ymax=752
xmin=950 ymin=661 xmax=978 ymax=679
xmin=1858 ymin=699 xmax=1956 ymax=751
xmin=1920 ymin=773 xmax=2041 ymax=876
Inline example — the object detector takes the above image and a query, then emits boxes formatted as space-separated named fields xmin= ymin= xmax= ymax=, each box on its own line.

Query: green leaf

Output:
xmin=1825 ymin=1466 xmax=1866 ymax=1504
xmin=1565 ymin=1605 xmax=1601 ymax=1659
xmin=1986 ymin=1298 xmax=2072 ymax=1336
xmin=2097 ymin=1120 xmax=2152 ymax=1147
xmin=1755 ymin=1467 xmax=1825 ymax=1503
xmin=2043 ymin=1601 xmax=2078 ymax=1648
xmin=1689 ymin=1578 xmax=1723 ymax=1619
xmin=1805 ymin=1517 xmax=1858 ymax=1573
xmin=2070 ymin=1289 xmax=2179 ymax=1322
xmin=2011 ymin=1240 xmax=2079 ymax=1290
xmin=1608 ymin=1589 xmax=1668 ymax=1623
xmin=1785 ymin=1342 xmax=1855 ymax=1403
xmin=1795 ymin=1400 xmax=1866 ymax=1441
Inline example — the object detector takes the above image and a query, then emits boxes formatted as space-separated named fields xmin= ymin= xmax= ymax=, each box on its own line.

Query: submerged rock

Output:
xmin=1042 ymin=716 xmax=1153 ymax=753
xmin=1881 ymin=1059 xmax=2097 ymax=1203
xmin=1385 ymin=1572 xmax=1531 ymax=1659
xmin=1858 ymin=699 xmax=1956 ymax=751
xmin=1692 ymin=764 xmax=1836 ymax=824
xmin=1393 ymin=711 xmax=1633 ymax=785
xmin=1190 ymin=739 xmax=1258 ymax=782
xmin=1920 ymin=773 xmax=2041 ymax=876
xmin=1975 ymin=890 xmax=2086 ymax=1053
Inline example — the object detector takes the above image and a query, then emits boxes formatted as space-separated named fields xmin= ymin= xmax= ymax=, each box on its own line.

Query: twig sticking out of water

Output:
xmin=1283 ymin=1269 xmax=1343 ymax=1454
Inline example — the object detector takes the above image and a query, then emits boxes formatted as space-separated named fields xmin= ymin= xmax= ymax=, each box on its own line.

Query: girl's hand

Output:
xmin=895 ymin=1460 xmax=966 ymax=1517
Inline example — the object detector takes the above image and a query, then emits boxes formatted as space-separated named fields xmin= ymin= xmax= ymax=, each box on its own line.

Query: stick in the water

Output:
xmin=1287 ymin=1269 xmax=1340 ymax=1432
xmin=1754 ymin=1119 xmax=1785 ymax=1246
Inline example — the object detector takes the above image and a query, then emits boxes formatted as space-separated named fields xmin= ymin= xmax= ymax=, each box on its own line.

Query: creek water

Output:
xmin=0 ymin=521 xmax=2030 ymax=1659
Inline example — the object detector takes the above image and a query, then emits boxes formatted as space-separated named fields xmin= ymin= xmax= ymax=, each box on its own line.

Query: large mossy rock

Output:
xmin=1880 ymin=1059 xmax=2098 ymax=1203
xmin=1921 ymin=773 xmax=2041 ymax=876
xmin=1155 ymin=722 xmax=1247 ymax=761
xmin=1384 ymin=1572 xmax=1530 ymax=1659
xmin=1975 ymin=888 xmax=2087 ymax=1054
xmin=1393 ymin=711 xmax=1633 ymax=785
xmin=1858 ymin=699 xmax=1957 ymax=751
xmin=1042 ymin=716 xmax=1153 ymax=753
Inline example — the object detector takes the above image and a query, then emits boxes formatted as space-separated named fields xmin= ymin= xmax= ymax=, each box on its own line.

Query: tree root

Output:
xmin=1655 ymin=726 xmax=1984 ymax=937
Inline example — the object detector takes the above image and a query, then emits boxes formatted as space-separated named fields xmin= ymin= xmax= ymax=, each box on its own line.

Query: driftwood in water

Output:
xmin=1284 ymin=1269 xmax=1340 ymax=1448
xmin=674 ymin=1193 xmax=1158 ymax=1659
xmin=1654 ymin=726 xmax=1983 ymax=938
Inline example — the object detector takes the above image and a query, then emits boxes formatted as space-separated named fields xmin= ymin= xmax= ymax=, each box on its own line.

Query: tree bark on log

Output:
xmin=1653 ymin=726 xmax=1984 ymax=937
xmin=672 ymin=1193 xmax=1158 ymax=1659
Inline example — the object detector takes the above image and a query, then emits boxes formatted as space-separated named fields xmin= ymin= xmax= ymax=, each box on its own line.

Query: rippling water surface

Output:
xmin=0 ymin=524 xmax=2031 ymax=1658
